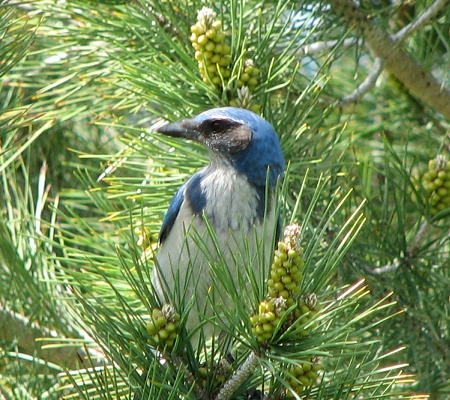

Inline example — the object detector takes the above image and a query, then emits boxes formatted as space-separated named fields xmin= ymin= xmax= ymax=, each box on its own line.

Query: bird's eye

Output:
xmin=208 ymin=120 xmax=223 ymax=133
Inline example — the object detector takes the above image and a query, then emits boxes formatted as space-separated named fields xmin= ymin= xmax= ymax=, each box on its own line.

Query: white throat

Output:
xmin=200 ymin=164 xmax=261 ymax=232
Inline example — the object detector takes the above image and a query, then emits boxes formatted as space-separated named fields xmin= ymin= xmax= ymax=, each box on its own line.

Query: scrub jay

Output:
xmin=152 ymin=107 xmax=285 ymax=347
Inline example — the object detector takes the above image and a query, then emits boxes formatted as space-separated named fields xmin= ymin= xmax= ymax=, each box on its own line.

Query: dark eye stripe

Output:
xmin=209 ymin=120 xmax=223 ymax=132
xmin=201 ymin=118 xmax=239 ymax=135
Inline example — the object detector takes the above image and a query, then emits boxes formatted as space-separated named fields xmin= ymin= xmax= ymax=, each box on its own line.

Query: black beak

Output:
xmin=156 ymin=119 xmax=199 ymax=140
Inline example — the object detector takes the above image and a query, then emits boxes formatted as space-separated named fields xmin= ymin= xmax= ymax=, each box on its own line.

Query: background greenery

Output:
xmin=1 ymin=0 xmax=449 ymax=399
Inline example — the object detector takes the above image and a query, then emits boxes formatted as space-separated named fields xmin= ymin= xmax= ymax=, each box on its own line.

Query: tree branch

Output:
xmin=393 ymin=0 xmax=449 ymax=43
xmin=365 ymin=221 xmax=431 ymax=275
xmin=215 ymin=352 xmax=259 ymax=400
xmin=292 ymin=37 xmax=359 ymax=57
xmin=338 ymin=57 xmax=385 ymax=106
xmin=327 ymin=0 xmax=450 ymax=120
xmin=0 ymin=304 xmax=106 ymax=369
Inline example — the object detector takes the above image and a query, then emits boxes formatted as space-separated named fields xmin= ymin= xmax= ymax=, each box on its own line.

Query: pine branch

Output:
xmin=4 ymin=0 xmax=447 ymax=396
xmin=338 ymin=57 xmax=385 ymax=106
xmin=365 ymin=220 xmax=431 ymax=275
xmin=0 ymin=305 xmax=106 ymax=370
xmin=327 ymin=0 xmax=450 ymax=120
xmin=393 ymin=0 xmax=449 ymax=43
xmin=215 ymin=353 xmax=259 ymax=400
xmin=287 ymin=37 xmax=359 ymax=57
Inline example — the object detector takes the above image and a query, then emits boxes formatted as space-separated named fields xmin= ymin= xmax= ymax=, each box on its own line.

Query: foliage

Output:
xmin=1 ymin=0 xmax=449 ymax=399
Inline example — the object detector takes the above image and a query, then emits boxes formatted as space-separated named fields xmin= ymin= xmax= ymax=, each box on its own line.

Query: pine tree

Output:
xmin=1 ymin=0 xmax=449 ymax=399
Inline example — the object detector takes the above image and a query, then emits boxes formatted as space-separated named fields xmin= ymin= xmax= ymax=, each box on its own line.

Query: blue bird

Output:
xmin=152 ymin=107 xmax=285 ymax=347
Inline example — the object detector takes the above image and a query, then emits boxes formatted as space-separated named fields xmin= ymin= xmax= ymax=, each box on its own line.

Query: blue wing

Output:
xmin=159 ymin=182 xmax=186 ymax=244
xmin=159 ymin=171 xmax=206 ymax=244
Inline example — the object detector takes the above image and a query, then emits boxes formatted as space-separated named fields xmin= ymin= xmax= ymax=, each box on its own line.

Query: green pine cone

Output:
xmin=250 ymin=224 xmax=323 ymax=343
xmin=190 ymin=7 xmax=230 ymax=89
xmin=250 ymin=297 xmax=287 ymax=342
xmin=237 ymin=59 xmax=260 ymax=91
xmin=292 ymin=294 xmax=321 ymax=337
xmin=287 ymin=359 xmax=322 ymax=395
xmin=267 ymin=224 xmax=304 ymax=303
xmin=146 ymin=304 xmax=180 ymax=349
xmin=423 ymin=155 xmax=450 ymax=215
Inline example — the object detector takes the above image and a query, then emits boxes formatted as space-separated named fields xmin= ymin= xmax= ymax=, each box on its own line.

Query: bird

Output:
xmin=151 ymin=107 xmax=285 ymax=349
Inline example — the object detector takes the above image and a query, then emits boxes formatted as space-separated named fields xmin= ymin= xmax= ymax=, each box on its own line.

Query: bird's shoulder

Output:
xmin=159 ymin=163 xmax=276 ymax=242
xmin=159 ymin=170 xmax=206 ymax=244
xmin=159 ymin=181 xmax=186 ymax=244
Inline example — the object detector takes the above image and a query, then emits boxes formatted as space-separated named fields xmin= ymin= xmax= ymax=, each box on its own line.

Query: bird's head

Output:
xmin=156 ymin=107 xmax=285 ymax=186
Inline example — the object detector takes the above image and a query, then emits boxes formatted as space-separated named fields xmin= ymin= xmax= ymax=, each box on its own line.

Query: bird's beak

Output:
xmin=156 ymin=119 xmax=199 ymax=140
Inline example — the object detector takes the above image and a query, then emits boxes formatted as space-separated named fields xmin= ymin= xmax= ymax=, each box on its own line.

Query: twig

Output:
xmin=96 ymin=118 xmax=165 ymax=182
xmin=365 ymin=221 xmax=431 ymax=275
xmin=407 ymin=220 xmax=430 ymax=257
xmin=292 ymin=37 xmax=359 ymax=57
xmin=365 ymin=259 xmax=402 ymax=275
xmin=393 ymin=0 xmax=449 ymax=43
xmin=215 ymin=352 xmax=259 ymax=400
xmin=130 ymin=0 xmax=181 ymax=38
xmin=338 ymin=57 xmax=385 ymax=106
xmin=327 ymin=0 xmax=450 ymax=120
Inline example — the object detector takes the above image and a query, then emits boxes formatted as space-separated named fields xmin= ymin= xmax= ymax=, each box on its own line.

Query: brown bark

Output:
xmin=328 ymin=0 xmax=450 ymax=121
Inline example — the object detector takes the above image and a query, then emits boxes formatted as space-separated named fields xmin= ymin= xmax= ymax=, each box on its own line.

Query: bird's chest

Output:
xmin=195 ymin=168 xmax=261 ymax=232
xmin=154 ymin=168 xmax=276 ymax=308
